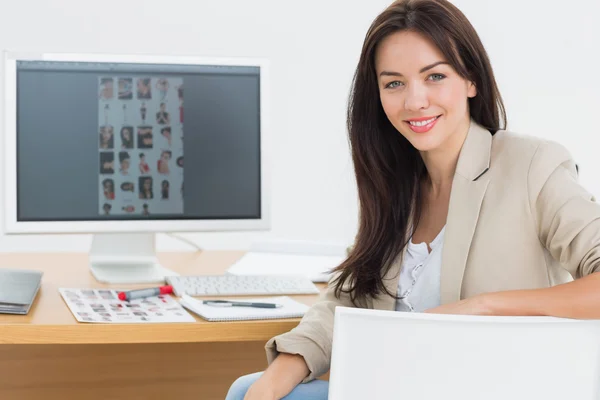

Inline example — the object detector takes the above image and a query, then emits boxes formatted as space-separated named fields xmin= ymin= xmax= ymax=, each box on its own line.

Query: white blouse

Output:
xmin=395 ymin=226 xmax=445 ymax=312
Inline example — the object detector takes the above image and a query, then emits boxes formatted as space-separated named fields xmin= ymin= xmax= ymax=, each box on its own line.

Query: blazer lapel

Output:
xmin=440 ymin=121 xmax=493 ymax=304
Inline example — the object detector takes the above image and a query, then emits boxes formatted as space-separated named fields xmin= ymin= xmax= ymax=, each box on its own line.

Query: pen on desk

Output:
xmin=118 ymin=285 xmax=173 ymax=301
xmin=202 ymin=300 xmax=282 ymax=309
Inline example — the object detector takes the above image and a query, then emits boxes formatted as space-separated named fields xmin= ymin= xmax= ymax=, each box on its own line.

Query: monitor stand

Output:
xmin=88 ymin=233 xmax=178 ymax=284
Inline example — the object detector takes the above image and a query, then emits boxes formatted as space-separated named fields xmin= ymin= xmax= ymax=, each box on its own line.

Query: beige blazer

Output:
xmin=266 ymin=120 xmax=600 ymax=382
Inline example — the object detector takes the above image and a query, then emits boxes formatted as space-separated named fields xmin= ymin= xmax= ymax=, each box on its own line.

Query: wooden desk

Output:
xmin=0 ymin=252 xmax=324 ymax=400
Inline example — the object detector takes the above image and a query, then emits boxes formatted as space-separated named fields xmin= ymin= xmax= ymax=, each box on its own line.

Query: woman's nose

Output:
xmin=404 ymin=84 xmax=429 ymax=111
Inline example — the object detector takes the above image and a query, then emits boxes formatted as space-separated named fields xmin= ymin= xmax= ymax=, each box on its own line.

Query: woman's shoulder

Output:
xmin=488 ymin=129 xmax=577 ymax=191
xmin=491 ymin=129 xmax=574 ymax=168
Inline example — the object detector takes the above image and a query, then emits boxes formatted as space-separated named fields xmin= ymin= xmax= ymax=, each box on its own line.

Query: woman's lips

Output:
xmin=405 ymin=115 xmax=441 ymax=133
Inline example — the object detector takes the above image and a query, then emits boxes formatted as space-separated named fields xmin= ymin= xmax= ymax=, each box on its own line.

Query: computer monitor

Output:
xmin=3 ymin=52 xmax=270 ymax=284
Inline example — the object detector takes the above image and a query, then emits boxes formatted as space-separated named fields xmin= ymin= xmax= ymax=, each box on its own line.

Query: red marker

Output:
xmin=118 ymin=285 xmax=173 ymax=301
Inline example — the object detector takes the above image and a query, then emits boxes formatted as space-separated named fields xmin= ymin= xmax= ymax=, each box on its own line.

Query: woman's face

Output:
xmin=123 ymin=129 xmax=131 ymax=140
xmin=137 ymin=79 xmax=148 ymax=93
xmin=102 ymin=81 xmax=113 ymax=97
xmin=144 ymin=179 xmax=151 ymax=190
xmin=375 ymin=30 xmax=476 ymax=154
xmin=121 ymin=159 xmax=130 ymax=171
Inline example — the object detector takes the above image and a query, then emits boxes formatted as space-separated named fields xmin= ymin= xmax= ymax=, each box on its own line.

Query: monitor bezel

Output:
xmin=3 ymin=51 xmax=271 ymax=234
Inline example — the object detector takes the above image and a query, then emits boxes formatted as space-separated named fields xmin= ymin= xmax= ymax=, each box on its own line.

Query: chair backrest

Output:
xmin=328 ymin=307 xmax=600 ymax=400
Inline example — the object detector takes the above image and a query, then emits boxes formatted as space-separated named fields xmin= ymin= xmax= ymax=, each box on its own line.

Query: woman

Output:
xmin=137 ymin=78 xmax=152 ymax=99
xmin=99 ymin=77 xmax=113 ymax=100
xmin=99 ymin=125 xmax=113 ymax=149
xmin=161 ymin=180 xmax=169 ymax=199
xmin=156 ymin=103 xmax=170 ymax=125
xmin=139 ymin=153 xmax=150 ymax=174
xmin=140 ymin=102 xmax=147 ymax=123
xmin=227 ymin=1 xmax=600 ymax=399
xmin=157 ymin=150 xmax=171 ymax=174
xmin=121 ymin=126 xmax=134 ymax=149
xmin=161 ymin=126 xmax=172 ymax=147
xmin=139 ymin=177 xmax=153 ymax=200
xmin=156 ymin=78 xmax=169 ymax=101
xmin=119 ymin=151 xmax=130 ymax=175
xmin=102 ymin=179 xmax=114 ymax=201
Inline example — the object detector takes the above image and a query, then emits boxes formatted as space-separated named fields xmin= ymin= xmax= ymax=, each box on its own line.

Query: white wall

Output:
xmin=0 ymin=0 xmax=598 ymax=252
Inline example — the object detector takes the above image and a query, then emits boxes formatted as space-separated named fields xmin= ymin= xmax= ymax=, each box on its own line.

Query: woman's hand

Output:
xmin=424 ymin=294 xmax=493 ymax=316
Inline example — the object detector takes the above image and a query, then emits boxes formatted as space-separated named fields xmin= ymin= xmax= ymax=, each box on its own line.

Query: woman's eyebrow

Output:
xmin=379 ymin=61 xmax=450 ymax=77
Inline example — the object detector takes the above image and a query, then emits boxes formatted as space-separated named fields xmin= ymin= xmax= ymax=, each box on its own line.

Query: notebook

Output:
xmin=179 ymin=294 xmax=309 ymax=322
xmin=0 ymin=268 xmax=43 ymax=315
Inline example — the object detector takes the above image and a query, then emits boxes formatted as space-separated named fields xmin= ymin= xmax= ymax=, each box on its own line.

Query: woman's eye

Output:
xmin=429 ymin=73 xmax=446 ymax=82
xmin=385 ymin=81 xmax=403 ymax=89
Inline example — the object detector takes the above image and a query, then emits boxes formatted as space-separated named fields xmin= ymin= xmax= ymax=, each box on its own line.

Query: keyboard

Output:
xmin=166 ymin=274 xmax=321 ymax=297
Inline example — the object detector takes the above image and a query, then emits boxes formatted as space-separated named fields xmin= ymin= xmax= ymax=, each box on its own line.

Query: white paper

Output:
xmin=59 ymin=288 xmax=195 ymax=324
xmin=180 ymin=294 xmax=309 ymax=321
xmin=227 ymin=252 xmax=345 ymax=282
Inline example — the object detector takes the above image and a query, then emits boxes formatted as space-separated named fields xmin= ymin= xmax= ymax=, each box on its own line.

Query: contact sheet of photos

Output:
xmin=98 ymin=76 xmax=184 ymax=216
xmin=59 ymin=288 xmax=195 ymax=323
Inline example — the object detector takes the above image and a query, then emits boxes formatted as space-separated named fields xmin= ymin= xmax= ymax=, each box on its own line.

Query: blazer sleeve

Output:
xmin=264 ymin=276 xmax=362 ymax=383
xmin=528 ymin=141 xmax=600 ymax=278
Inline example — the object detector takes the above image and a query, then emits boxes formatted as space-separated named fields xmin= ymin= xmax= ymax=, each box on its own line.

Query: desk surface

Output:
xmin=0 ymin=251 xmax=324 ymax=345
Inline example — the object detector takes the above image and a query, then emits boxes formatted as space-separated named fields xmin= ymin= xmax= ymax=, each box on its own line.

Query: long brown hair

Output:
xmin=332 ymin=0 xmax=507 ymax=305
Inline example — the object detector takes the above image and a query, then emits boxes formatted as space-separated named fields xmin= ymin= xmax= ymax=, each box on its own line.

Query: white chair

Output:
xmin=328 ymin=307 xmax=600 ymax=400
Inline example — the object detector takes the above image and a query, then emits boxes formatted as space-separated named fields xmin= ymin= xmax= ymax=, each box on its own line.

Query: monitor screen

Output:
xmin=15 ymin=60 xmax=261 ymax=222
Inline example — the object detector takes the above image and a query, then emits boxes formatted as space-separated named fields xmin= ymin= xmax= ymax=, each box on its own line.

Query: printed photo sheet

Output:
xmin=59 ymin=288 xmax=195 ymax=323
